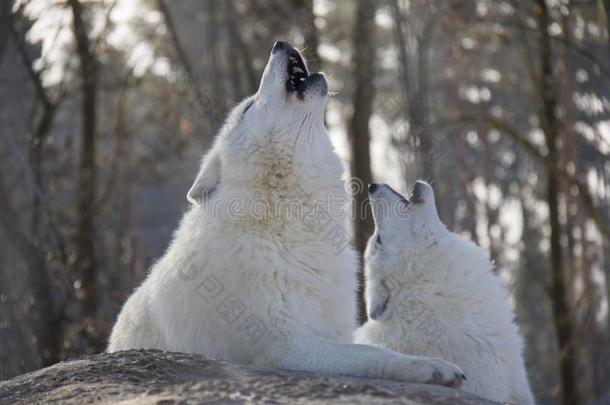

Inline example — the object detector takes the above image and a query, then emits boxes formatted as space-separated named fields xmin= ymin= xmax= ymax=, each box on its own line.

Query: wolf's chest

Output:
xmin=249 ymin=139 xmax=297 ymax=192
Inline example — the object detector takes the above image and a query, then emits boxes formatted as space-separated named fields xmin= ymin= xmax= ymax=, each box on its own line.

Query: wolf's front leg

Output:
xmin=255 ymin=331 xmax=465 ymax=387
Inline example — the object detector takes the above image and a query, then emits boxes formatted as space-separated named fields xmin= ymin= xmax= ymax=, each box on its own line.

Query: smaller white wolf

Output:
xmin=355 ymin=181 xmax=535 ymax=404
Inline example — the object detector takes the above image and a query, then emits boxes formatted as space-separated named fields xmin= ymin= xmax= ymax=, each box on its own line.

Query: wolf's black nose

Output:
xmin=272 ymin=41 xmax=288 ymax=53
xmin=368 ymin=183 xmax=379 ymax=194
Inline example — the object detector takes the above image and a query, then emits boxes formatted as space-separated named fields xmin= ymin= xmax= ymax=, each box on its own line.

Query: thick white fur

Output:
xmin=108 ymin=45 xmax=465 ymax=386
xmin=355 ymin=181 xmax=535 ymax=404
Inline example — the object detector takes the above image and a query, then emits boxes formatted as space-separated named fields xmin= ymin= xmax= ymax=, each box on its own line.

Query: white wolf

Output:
xmin=108 ymin=42 xmax=465 ymax=386
xmin=354 ymin=181 xmax=535 ymax=403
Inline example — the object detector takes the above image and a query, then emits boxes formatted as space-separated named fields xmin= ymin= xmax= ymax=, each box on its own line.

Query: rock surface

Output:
xmin=0 ymin=350 xmax=498 ymax=404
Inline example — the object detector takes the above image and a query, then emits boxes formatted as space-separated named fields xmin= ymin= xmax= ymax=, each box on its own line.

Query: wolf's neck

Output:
xmin=390 ymin=236 xmax=459 ymax=285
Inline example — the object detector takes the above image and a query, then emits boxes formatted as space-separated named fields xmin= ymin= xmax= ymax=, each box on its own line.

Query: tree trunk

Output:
xmin=205 ymin=1 xmax=225 ymax=106
xmin=390 ymin=0 xmax=412 ymax=105
xmin=597 ymin=164 xmax=610 ymax=394
xmin=69 ymin=0 xmax=99 ymax=349
xmin=29 ymin=102 xmax=56 ymax=235
xmin=456 ymin=134 xmax=478 ymax=244
xmin=224 ymin=1 xmax=257 ymax=94
xmin=390 ymin=0 xmax=435 ymax=181
xmin=516 ymin=170 xmax=559 ymax=401
xmin=0 ymin=0 xmax=10 ymax=65
xmin=414 ymin=21 xmax=434 ymax=181
xmin=534 ymin=1 xmax=579 ymax=404
xmin=603 ymin=0 xmax=610 ymax=59
xmin=223 ymin=2 xmax=245 ymax=100
xmin=0 ymin=174 xmax=60 ymax=367
xmin=8 ymin=8 xmax=63 ymax=366
xmin=605 ymin=238 xmax=610 ymax=338
xmin=110 ymin=73 xmax=134 ymax=310
xmin=9 ymin=10 xmax=58 ymax=240
xmin=349 ymin=0 xmax=377 ymax=324
xmin=297 ymin=0 xmax=320 ymax=72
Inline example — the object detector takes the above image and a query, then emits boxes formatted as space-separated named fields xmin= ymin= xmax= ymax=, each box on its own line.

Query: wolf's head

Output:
xmin=187 ymin=41 xmax=335 ymax=207
xmin=258 ymin=41 xmax=329 ymax=107
xmin=368 ymin=181 xmax=447 ymax=251
xmin=364 ymin=181 xmax=449 ymax=320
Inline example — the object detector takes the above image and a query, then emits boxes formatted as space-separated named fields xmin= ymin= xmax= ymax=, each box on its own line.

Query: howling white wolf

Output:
xmin=108 ymin=42 xmax=465 ymax=386
xmin=355 ymin=181 xmax=535 ymax=403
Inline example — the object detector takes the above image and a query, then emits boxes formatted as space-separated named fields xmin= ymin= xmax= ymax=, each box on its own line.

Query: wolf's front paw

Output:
xmin=384 ymin=356 xmax=466 ymax=388
xmin=414 ymin=357 xmax=466 ymax=388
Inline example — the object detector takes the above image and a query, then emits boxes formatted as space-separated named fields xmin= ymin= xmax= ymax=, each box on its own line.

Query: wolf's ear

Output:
xmin=187 ymin=150 xmax=221 ymax=204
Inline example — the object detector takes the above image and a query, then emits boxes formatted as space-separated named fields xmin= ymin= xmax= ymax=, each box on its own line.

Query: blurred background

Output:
xmin=0 ymin=0 xmax=609 ymax=404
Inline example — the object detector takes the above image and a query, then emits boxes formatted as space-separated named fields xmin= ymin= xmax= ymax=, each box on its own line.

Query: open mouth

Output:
xmin=285 ymin=48 xmax=310 ymax=96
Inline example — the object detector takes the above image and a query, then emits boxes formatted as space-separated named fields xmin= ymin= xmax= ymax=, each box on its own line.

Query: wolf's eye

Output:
xmin=376 ymin=234 xmax=382 ymax=245
xmin=243 ymin=101 xmax=253 ymax=115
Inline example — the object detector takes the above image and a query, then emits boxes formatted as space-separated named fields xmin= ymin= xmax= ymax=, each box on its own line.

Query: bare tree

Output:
xmin=295 ymin=0 xmax=320 ymax=72
xmin=602 ymin=0 xmax=610 ymax=52
xmin=223 ymin=1 xmax=257 ymax=95
xmin=8 ymin=12 xmax=60 ymax=236
xmin=349 ymin=0 xmax=377 ymax=323
xmin=157 ymin=1 xmax=194 ymax=83
xmin=6 ymin=7 xmax=66 ymax=366
xmin=0 ymin=0 xmax=10 ymax=64
xmin=204 ymin=1 xmax=226 ymax=105
xmin=603 ymin=167 xmax=610 ymax=340
xmin=390 ymin=0 xmax=436 ymax=182
xmin=68 ymin=0 xmax=100 ymax=349
xmin=534 ymin=1 xmax=579 ymax=403
xmin=0 ymin=172 xmax=60 ymax=367
xmin=108 ymin=71 xmax=136 ymax=311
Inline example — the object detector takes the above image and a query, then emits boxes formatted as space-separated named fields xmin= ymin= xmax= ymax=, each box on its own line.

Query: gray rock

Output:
xmin=0 ymin=350 xmax=499 ymax=404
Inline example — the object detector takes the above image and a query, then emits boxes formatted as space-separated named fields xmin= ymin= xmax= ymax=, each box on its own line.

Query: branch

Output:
xmin=8 ymin=8 xmax=69 ymax=266
xmin=93 ymin=0 xmax=118 ymax=49
xmin=157 ymin=0 xmax=197 ymax=89
xmin=157 ymin=0 xmax=219 ymax=120
xmin=500 ymin=18 xmax=609 ymax=80
xmin=223 ymin=0 xmax=257 ymax=93
xmin=8 ymin=13 xmax=56 ymax=108
xmin=439 ymin=11 xmax=610 ymax=80
xmin=0 ymin=126 xmax=70 ymax=266
xmin=457 ymin=114 xmax=610 ymax=243
xmin=88 ymin=70 xmax=134 ymax=215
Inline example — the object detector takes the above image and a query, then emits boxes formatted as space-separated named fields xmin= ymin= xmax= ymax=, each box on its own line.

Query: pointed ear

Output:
xmin=187 ymin=150 xmax=221 ymax=204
